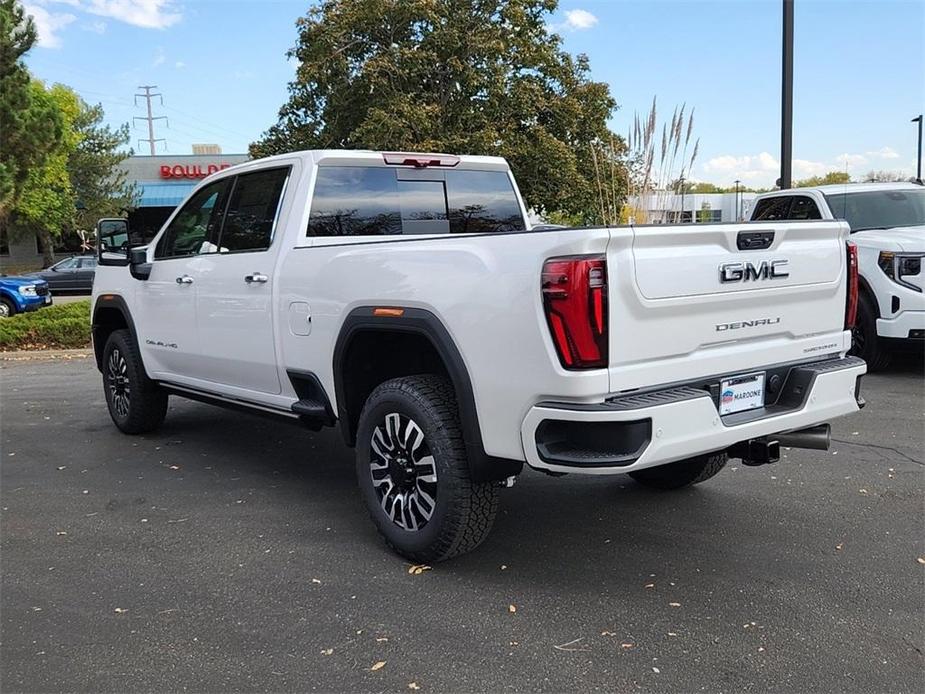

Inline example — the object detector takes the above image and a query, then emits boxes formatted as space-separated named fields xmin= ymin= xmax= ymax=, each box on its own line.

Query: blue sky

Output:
xmin=23 ymin=0 xmax=925 ymax=187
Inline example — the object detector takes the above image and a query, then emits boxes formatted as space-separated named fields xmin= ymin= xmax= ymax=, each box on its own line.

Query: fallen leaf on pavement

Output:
xmin=55 ymin=531 xmax=67 ymax=536
xmin=621 ymin=642 xmax=634 ymax=649
xmin=376 ymin=637 xmax=388 ymax=643
xmin=601 ymin=631 xmax=616 ymax=637
xmin=644 ymin=583 xmax=655 ymax=589
xmin=554 ymin=637 xmax=590 ymax=652
xmin=668 ymin=602 xmax=681 ymax=607
xmin=508 ymin=604 xmax=516 ymax=613
xmin=408 ymin=683 xmax=420 ymax=691
xmin=652 ymin=667 xmax=660 ymax=673
xmin=311 ymin=578 xmax=321 ymax=584
xmin=836 ymin=543 xmax=844 ymax=551
xmin=114 ymin=608 xmax=127 ymax=614
xmin=408 ymin=564 xmax=431 ymax=575
xmin=917 ymin=557 xmax=925 ymax=565
xmin=370 ymin=661 xmax=386 ymax=671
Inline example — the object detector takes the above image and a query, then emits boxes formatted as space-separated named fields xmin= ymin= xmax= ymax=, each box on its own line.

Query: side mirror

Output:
xmin=96 ymin=218 xmax=130 ymax=266
xmin=129 ymin=246 xmax=152 ymax=281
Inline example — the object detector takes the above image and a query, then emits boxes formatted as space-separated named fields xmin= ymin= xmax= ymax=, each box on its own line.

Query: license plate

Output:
xmin=719 ymin=372 xmax=765 ymax=415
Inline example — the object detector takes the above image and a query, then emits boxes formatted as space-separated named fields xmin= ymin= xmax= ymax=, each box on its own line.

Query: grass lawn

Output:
xmin=0 ymin=299 xmax=91 ymax=351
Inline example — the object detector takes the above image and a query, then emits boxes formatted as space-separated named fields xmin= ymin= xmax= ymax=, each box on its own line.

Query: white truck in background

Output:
xmin=91 ymin=150 xmax=866 ymax=562
xmin=751 ymin=182 xmax=924 ymax=368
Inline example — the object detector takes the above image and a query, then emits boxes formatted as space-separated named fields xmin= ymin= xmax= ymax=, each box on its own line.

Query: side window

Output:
xmin=78 ymin=257 xmax=97 ymax=268
xmin=445 ymin=170 xmax=526 ymax=233
xmin=789 ymin=196 xmax=821 ymax=220
xmin=155 ymin=179 xmax=229 ymax=259
xmin=751 ymin=196 xmax=793 ymax=220
xmin=307 ymin=167 xmax=401 ymax=236
xmin=55 ymin=257 xmax=80 ymax=270
xmin=217 ymin=167 xmax=290 ymax=252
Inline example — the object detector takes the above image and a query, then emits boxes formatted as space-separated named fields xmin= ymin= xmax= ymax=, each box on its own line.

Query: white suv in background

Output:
xmin=751 ymin=182 xmax=924 ymax=368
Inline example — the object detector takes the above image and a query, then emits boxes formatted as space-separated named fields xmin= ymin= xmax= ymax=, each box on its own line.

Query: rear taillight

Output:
xmin=541 ymin=255 xmax=608 ymax=369
xmin=845 ymin=241 xmax=859 ymax=329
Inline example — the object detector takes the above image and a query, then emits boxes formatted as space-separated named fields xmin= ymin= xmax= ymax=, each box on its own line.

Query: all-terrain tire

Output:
xmin=355 ymin=375 xmax=499 ymax=563
xmin=628 ymin=452 xmax=728 ymax=490
xmin=102 ymin=329 xmax=168 ymax=434
xmin=850 ymin=293 xmax=891 ymax=371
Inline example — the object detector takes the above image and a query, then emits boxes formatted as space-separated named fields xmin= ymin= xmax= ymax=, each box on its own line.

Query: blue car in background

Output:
xmin=0 ymin=275 xmax=52 ymax=318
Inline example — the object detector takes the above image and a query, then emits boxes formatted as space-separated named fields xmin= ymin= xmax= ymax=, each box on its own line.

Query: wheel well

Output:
xmin=92 ymin=306 xmax=129 ymax=369
xmin=857 ymin=277 xmax=879 ymax=317
xmin=338 ymin=329 xmax=451 ymax=445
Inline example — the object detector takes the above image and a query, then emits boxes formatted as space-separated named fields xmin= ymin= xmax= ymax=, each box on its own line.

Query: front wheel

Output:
xmin=0 ymin=297 xmax=15 ymax=318
xmin=355 ymin=375 xmax=499 ymax=563
xmin=628 ymin=452 xmax=727 ymax=490
xmin=102 ymin=329 xmax=168 ymax=434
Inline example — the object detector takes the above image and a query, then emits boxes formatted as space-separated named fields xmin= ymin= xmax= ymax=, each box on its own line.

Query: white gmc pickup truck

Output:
xmin=92 ymin=150 xmax=866 ymax=562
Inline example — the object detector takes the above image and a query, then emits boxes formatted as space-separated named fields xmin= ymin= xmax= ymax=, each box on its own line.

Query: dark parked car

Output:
xmin=27 ymin=255 xmax=96 ymax=293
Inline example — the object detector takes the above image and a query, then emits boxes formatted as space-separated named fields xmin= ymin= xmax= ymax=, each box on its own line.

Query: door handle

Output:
xmin=244 ymin=272 xmax=269 ymax=284
xmin=176 ymin=275 xmax=194 ymax=285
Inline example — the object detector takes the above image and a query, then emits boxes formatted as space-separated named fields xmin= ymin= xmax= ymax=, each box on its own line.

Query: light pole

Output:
xmin=780 ymin=0 xmax=794 ymax=189
xmin=734 ymin=179 xmax=741 ymax=221
xmin=913 ymin=114 xmax=923 ymax=183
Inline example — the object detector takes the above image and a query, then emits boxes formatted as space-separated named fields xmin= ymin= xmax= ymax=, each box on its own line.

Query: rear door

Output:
xmin=607 ymin=220 xmax=850 ymax=392
xmin=193 ymin=165 xmax=293 ymax=395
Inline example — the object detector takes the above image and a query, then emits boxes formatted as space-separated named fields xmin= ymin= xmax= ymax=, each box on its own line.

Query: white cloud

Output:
xmin=703 ymin=151 xmax=780 ymax=182
xmin=24 ymin=4 xmax=76 ymax=48
xmin=82 ymin=0 xmax=181 ymax=29
xmin=84 ymin=19 xmax=106 ymax=33
xmin=174 ymin=60 xmax=185 ymax=69
xmin=792 ymin=158 xmax=831 ymax=178
xmin=564 ymin=9 xmax=598 ymax=30
xmin=867 ymin=146 xmax=900 ymax=160
xmin=835 ymin=153 xmax=867 ymax=167
xmin=152 ymin=46 xmax=165 ymax=66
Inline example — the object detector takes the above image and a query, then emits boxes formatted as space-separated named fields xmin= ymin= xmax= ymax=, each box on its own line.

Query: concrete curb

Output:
xmin=0 ymin=348 xmax=93 ymax=362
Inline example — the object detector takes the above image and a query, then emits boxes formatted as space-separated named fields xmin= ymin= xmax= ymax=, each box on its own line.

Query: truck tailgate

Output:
xmin=606 ymin=220 xmax=851 ymax=392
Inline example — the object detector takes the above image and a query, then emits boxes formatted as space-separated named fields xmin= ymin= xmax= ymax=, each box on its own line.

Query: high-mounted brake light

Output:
xmin=382 ymin=152 xmax=460 ymax=168
xmin=845 ymin=241 xmax=859 ymax=329
xmin=541 ymin=255 xmax=608 ymax=369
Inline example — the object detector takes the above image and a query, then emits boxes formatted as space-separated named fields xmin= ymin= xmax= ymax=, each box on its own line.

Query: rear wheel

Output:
xmin=628 ymin=452 xmax=727 ymax=490
xmin=0 ymin=297 xmax=15 ymax=318
xmin=355 ymin=375 xmax=499 ymax=563
xmin=102 ymin=329 xmax=168 ymax=434
xmin=850 ymin=293 xmax=890 ymax=371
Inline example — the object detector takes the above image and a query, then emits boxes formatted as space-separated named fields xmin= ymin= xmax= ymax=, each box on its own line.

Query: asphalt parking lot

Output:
xmin=1 ymin=356 xmax=923 ymax=693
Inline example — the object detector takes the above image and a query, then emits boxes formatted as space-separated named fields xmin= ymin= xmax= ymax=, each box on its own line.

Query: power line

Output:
xmin=134 ymin=85 xmax=168 ymax=155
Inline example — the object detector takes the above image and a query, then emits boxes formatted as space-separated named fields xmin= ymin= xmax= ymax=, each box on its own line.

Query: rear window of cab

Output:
xmin=306 ymin=166 xmax=526 ymax=237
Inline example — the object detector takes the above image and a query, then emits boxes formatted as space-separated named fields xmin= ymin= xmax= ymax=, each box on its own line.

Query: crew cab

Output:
xmin=750 ymin=182 xmax=924 ymax=368
xmin=91 ymin=150 xmax=866 ymax=562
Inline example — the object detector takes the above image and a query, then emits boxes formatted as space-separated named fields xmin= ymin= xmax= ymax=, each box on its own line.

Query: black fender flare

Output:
xmin=333 ymin=306 xmax=522 ymax=483
xmin=91 ymin=294 xmax=139 ymax=370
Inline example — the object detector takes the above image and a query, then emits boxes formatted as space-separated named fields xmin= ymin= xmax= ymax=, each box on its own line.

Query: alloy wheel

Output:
xmin=369 ymin=413 xmax=438 ymax=531
xmin=107 ymin=348 xmax=131 ymax=418
xmin=0 ymin=303 xmax=9 ymax=318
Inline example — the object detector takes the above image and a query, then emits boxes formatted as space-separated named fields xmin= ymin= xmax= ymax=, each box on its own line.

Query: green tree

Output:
xmin=12 ymin=81 xmax=80 ymax=266
xmin=69 ymin=101 xmax=137 ymax=233
xmin=0 ymin=0 xmax=64 ymax=218
xmin=794 ymin=171 xmax=851 ymax=188
xmin=252 ymin=0 xmax=625 ymax=223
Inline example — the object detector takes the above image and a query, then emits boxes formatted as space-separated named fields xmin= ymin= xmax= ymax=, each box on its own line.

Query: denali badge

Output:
xmin=719 ymin=259 xmax=789 ymax=283
xmin=716 ymin=317 xmax=781 ymax=332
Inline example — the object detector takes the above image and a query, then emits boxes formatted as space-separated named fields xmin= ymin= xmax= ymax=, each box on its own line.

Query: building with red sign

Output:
xmin=0 ymin=152 xmax=249 ymax=270
xmin=123 ymin=153 xmax=249 ymax=243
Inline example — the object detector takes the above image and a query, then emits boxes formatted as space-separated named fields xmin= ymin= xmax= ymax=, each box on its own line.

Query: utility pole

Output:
xmin=780 ymin=0 xmax=794 ymax=189
xmin=134 ymin=85 xmax=168 ymax=155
